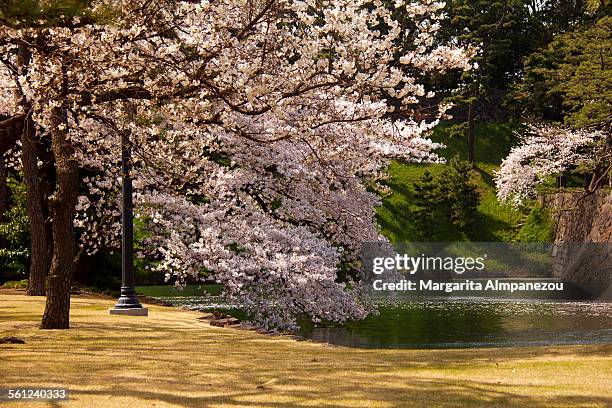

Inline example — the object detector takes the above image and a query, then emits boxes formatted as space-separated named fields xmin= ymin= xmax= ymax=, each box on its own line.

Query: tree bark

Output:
xmin=40 ymin=107 xmax=79 ymax=329
xmin=16 ymin=44 xmax=49 ymax=296
xmin=22 ymin=115 xmax=48 ymax=296
xmin=38 ymin=141 xmax=56 ymax=284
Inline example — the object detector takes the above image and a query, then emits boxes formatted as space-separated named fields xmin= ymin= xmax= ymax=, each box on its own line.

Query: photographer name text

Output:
xmin=372 ymin=279 xmax=564 ymax=293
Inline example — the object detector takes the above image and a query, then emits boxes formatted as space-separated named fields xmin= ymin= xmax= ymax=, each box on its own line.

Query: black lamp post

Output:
xmin=110 ymin=132 xmax=148 ymax=316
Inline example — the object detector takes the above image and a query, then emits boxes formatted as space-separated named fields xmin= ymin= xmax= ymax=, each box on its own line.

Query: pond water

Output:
xmin=137 ymin=285 xmax=612 ymax=349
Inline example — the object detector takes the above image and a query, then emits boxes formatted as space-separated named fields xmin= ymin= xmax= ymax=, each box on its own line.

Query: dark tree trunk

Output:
xmin=16 ymin=44 xmax=49 ymax=296
xmin=587 ymin=170 xmax=603 ymax=192
xmin=41 ymin=108 xmax=79 ymax=330
xmin=467 ymin=97 xmax=477 ymax=165
xmin=22 ymin=116 xmax=49 ymax=296
xmin=39 ymin=145 xmax=55 ymax=285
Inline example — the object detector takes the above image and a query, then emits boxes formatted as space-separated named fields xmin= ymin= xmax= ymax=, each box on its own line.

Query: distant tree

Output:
xmin=538 ymin=0 xmax=592 ymax=34
xmin=413 ymin=158 xmax=480 ymax=239
xmin=513 ymin=16 xmax=611 ymax=128
xmin=437 ymin=0 xmax=548 ymax=164
xmin=500 ymin=2 xmax=610 ymax=205
xmin=496 ymin=125 xmax=609 ymax=206
xmin=440 ymin=158 xmax=481 ymax=229
xmin=412 ymin=170 xmax=437 ymax=239
xmin=0 ymin=176 xmax=30 ymax=281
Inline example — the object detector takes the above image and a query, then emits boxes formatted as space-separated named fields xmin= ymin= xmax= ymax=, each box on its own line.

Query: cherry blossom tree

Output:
xmin=1 ymin=0 xmax=469 ymax=329
xmin=496 ymin=125 xmax=610 ymax=207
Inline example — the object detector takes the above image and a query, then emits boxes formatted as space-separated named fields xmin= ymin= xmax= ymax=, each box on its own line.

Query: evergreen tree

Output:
xmin=513 ymin=15 xmax=611 ymax=128
xmin=439 ymin=158 xmax=480 ymax=229
xmin=412 ymin=158 xmax=480 ymax=240
xmin=412 ymin=170 xmax=437 ymax=240
xmin=439 ymin=0 xmax=547 ymax=163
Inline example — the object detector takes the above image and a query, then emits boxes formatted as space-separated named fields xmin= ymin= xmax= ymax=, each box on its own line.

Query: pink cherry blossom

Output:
xmin=1 ymin=0 xmax=469 ymax=329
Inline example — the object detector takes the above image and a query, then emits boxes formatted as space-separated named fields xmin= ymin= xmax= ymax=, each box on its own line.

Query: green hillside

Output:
xmin=377 ymin=122 xmax=540 ymax=242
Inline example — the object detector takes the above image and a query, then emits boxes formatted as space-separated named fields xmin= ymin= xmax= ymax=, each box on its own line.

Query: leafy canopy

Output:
xmin=514 ymin=16 xmax=612 ymax=128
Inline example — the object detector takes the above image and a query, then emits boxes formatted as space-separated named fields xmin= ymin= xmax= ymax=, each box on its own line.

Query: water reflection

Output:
xmin=305 ymin=299 xmax=612 ymax=349
xmin=152 ymin=290 xmax=611 ymax=349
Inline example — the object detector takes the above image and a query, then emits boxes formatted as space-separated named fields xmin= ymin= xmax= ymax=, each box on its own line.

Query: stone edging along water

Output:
xmin=181 ymin=306 xmax=304 ymax=338
xmin=189 ymin=310 xmax=282 ymax=336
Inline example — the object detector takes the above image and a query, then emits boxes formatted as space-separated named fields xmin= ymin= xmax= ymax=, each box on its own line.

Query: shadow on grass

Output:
xmin=2 ymin=295 xmax=611 ymax=408
xmin=469 ymin=211 xmax=513 ymax=242
xmin=474 ymin=166 xmax=495 ymax=188
xmin=67 ymin=374 xmax=612 ymax=408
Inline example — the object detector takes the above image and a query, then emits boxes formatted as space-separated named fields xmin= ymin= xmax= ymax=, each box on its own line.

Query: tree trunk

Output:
xmin=39 ymin=144 xmax=55 ymax=287
xmin=16 ymin=44 xmax=49 ymax=296
xmin=467 ymin=97 xmax=477 ymax=165
xmin=22 ymin=116 xmax=48 ymax=296
xmin=587 ymin=169 xmax=603 ymax=192
xmin=41 ymin=108 xmax=79 ymax=330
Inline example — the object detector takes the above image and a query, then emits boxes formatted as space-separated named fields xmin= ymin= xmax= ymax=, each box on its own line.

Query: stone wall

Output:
xmin=541 ymin=190 xmax=611 ymax=288
xmin=541 ymin=190 xmax=612 ymax=243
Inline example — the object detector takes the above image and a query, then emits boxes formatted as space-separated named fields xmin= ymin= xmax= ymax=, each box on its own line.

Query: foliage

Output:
xmin=514 ymin=16 xmax=612 ymax=127
xmin=430 ymin=0 xmax=550 ymax=164
xmin=411 ymin=170 xmax=436 ymax=239
xmin=442 ymin=0 xmax=546 ymax=95
xmin=585 ymin=0 xmax=612 ymax=15
xmin=0 ymin=0 xmax=469 ymax=329
xmin=536 ymin=0 xmax=602 ymax=35
xmin=412 ymin=157 xmax=480 ymax=240
xmin=0 ymin=177 xmax=30 ymax=280
xmin=0 ymin=0 xmax=92 ymax=26
xmin=515 ymin=206 xmax=555 ymax=243
xmin=378 ymin=122 xmax=524 ymax=243
xmin=498 ymin=4 xmax=611 ymax=208
xmin=439 ymin=158 xmax=480 ymax=229
xmin=495 ymin=125 xmax=606 ymax=206
xmin=1 ymin=278 xmax=28 ymax=288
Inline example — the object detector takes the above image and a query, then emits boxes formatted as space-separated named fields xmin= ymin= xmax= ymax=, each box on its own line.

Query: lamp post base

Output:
xmin=109 ymin=307 xmax=149 ymax=316
xmin=113 ymin=285 xmax=143 ymax=308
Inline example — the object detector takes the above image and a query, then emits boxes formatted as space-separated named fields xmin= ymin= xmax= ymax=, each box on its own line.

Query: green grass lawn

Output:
xmin=377 ymin=122 xmax=530 ymax=242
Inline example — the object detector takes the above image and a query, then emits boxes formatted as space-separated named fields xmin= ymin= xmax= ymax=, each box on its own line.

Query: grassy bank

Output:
xmin=1 ymin=293 xmax=610 ymax=407
xmin=377 ymin=123 xmax=531 ymax=242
